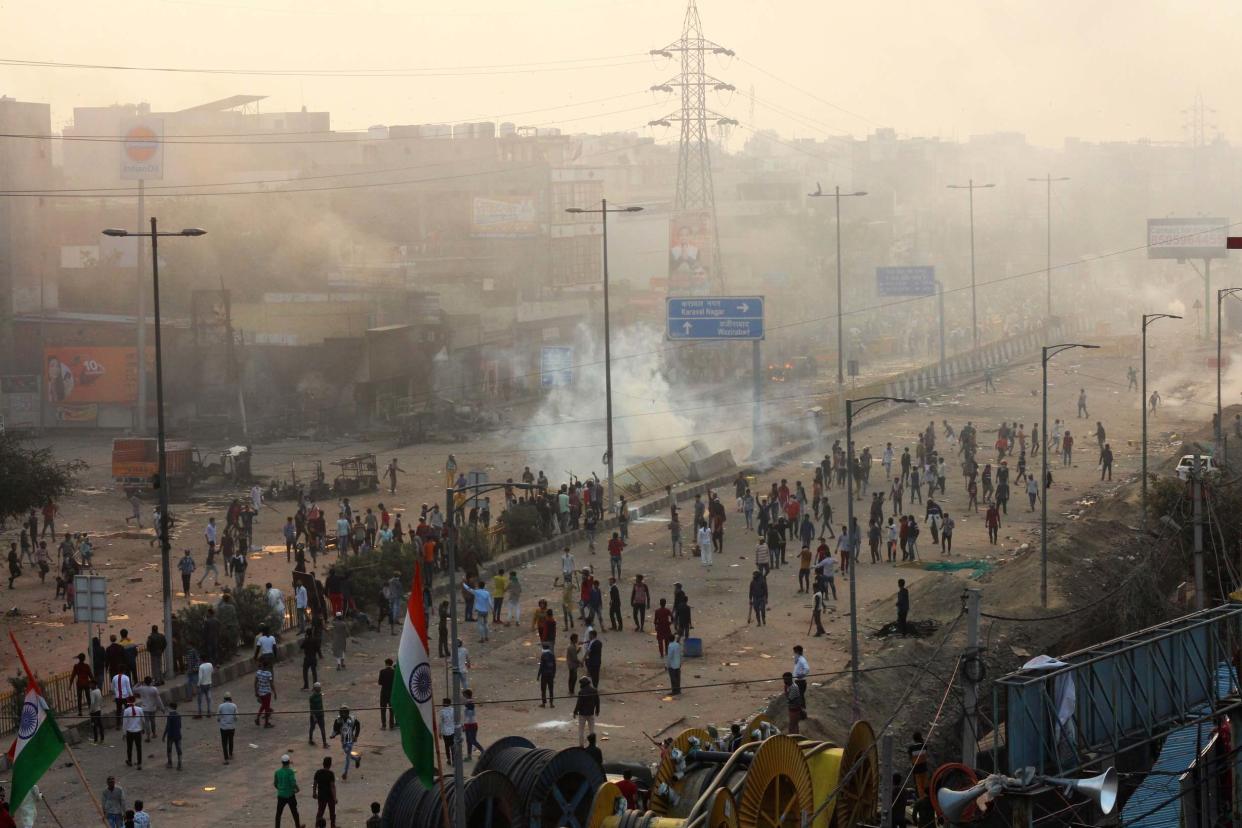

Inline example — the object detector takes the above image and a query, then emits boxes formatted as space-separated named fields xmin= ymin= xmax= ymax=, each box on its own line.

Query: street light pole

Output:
xmin=566 ymin=200 xmax=643 ymax=514
xmin=947 ymin=180 xmax=995 ymax=350
xmin=809 ymin=186 xmax=867 ymax=386
xmin=1141 ymin=314 xmax=1181 ymax=531
xmin=1041 ymin=343 xmax=1098 ymax=607
xmin=1216 ymin=290 xmax=1241 ymax=461
xmin=1027 ymin=175 xmax=1070 ymax=321
xmin=102 ymin=220 xmax=206 ymax=679
xmin=845 ymin=395 xmax=914 ymax=720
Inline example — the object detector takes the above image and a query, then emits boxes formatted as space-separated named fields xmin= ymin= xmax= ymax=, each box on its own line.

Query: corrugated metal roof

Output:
xmin=1121 ymin=720 xmax=1208 ymax=827
xmin=1121 ymin=663 xmax=1237 ymax=827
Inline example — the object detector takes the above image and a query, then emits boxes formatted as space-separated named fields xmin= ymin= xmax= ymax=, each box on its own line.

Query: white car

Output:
xmin=1175 ymin=455 xmax=1220 ymax=481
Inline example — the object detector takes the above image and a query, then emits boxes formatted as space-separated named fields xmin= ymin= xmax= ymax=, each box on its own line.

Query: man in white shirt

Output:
xmin=438 ymin=696 xmax=457 ymax=762
xmin=560 ymin=548 xmax=575 ymax=584
xmin=336 ymin=514 xmax=351 ymax=557
xmin=135 ymin=677 xmax=165 ymax=738
xmin=696 ymin=523 xmax=713 ymax=567
xmin=217 ymin=691 xmax=238 ymax=764
xmin=196 ymin=660 xmax=214 ymax=718
xmin=254 ymin=626 xmax=278 ymax=667
xmin=121 ymin=696 xmax=144 ymax=768
xmin=665 ymin=635 xmax=683 ymax=695
xmin=792 ymin=645 xmax=811 ymax=699
xmin=814 ymin=553 xmax=837 ymax=600
xmin=295 ymin=582 xmax=309 ymax=632
xmin=111 ymin=672 xmax=133 ymax=729
xmin=204 ymin=518 xmax=218 ymax=554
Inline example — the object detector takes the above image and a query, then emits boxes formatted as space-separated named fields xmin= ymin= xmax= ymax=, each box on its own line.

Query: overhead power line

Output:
xmin=0 ymin=54 xmax=650 ymax=78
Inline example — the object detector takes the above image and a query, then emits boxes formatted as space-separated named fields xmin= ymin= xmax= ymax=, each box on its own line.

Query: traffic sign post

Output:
xmin=74 ymin=575 xmax=108 ymax=672
xmin=666 ymin=296 xmax=765 ymax=340
xmin=876 ymin=266 xmax=936 ymax=297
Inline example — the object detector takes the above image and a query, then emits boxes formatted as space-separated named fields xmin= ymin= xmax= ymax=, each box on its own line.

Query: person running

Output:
xmin=331 ymin=705 xmax=362 ymax=779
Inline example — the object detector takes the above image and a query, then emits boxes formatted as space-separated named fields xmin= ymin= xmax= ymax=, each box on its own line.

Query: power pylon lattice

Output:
xmin=650 ymin=0 xmax=735 ymax=293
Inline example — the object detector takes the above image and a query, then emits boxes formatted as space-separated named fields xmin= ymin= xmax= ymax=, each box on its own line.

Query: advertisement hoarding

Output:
xmin=471 ymin=196 xmax=538 ymax=238
xmin=44 ymin=346 xmax=154 ymax=404
xmin=668 ymin=211 xmax=714 ymax=296
xmin=120 ymin=118 xmax=164 ymax=181
xmin=1147 ymin=218 xmax=1228 ymax=260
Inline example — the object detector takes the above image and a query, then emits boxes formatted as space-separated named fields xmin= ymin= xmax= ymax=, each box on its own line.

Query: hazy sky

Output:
xmin=2 ymin=0 xmax=1237 ymax=147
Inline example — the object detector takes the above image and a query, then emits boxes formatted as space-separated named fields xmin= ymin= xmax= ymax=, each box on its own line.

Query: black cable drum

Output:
xmin=383 ymin=770 xmax=519 ymax=828
xmin=472 ymin=738 xmax=605 ymax=828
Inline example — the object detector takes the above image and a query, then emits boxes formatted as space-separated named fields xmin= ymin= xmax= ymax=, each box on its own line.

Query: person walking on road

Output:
xmin=666 ymin=635 xmax=683 ymax=695
xmin=274 ymin=755 xmax=303 ymax=828
xmin=574 ymin=677 xmax=600 ymax=747
xmin=102 ymin=778 xmax=125 ymax=828
xmin=121 ymin=696 xmax=144 ymax=768
xmin=177 ymin=550 xmax=195 ymax=597
xmin=313 ymin=757 xmax=338 ymax=828
xmin=1077 ymin=388 xmax=1088 ymax=418
xmin=537 ymin=643 xmax=556 ymax=707
xmin=332 ymin=705 xmax=362 ymax=779
xmin=163 ymin=701 xmax=183 ymax=770
xmin=217 ymin=692 xmax=238 ymax=764
xmin=749 ymin=570 xmax=768 ymax=625
xmin=896 ymin=579 xmax=910 ymax=635
xmin=630 ymin=575 xmax=650 ymax=632
xmin=1100 ymin=443 xmax=1114 ymax=481
xmin=309 ymin=682 xmax=328 ymax=747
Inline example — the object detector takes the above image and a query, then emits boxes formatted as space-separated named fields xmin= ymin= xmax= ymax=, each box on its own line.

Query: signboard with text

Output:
xmin=1147 ymin=218 xmax=1228 ymax=260
xmin=44 ymin=346 xmax=154 ymax=404
xmin=666 ymin=296 xmax=764 ymax=340
xmin=471 ymin=196 xmax=538 ymax=238
xmin=877 ymin=266 xmax=936 ymax=297
xmin=120 ymin=118 xmax=164 ymax=181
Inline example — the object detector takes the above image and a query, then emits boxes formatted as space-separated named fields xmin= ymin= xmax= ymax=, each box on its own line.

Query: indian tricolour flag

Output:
xmin=6 ymin=633 xmax=65 ymax=811
xmin=392 ymin=566 xmax=436 ymax=785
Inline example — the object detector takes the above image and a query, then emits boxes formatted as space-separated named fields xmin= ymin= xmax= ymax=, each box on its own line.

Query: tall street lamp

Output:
xmin=103 ymin=219 xmax=206 ymax=679
xmin=1027 ymin=175 xmax=1070 ymax=320
xmin=845 ymin=395 xmax=914 ymax=720
xmin=809 ymin=186 xmax=867 ymax=385
xmin=1040 ymin=343 xmax=1098 ymax=607
xmin=1217 ymin=289 xmax=1242 ymax=460
xmin=1142 ymin=313 xmax=1181 ymax=530
xmin=947 ymin=180 xmax=995 ymax=349
xmin=565 ymin=200 xmax=642 ymax=516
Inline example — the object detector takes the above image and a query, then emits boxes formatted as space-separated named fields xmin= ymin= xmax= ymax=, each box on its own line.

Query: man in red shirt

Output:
xmin=653 ymin=599 xmax=674 ymax=657
xmin=607 ymin=533 xmax=625 ymax=581
xmin=615 ymin=770 xmax=639 ymax=810
xmin=71 ymin=652 xmax=95 ymax=716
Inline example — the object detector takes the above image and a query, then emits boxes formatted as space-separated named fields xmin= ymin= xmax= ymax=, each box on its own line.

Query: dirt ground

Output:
xmin=1 ymin=330 xmax=1222 ymax=826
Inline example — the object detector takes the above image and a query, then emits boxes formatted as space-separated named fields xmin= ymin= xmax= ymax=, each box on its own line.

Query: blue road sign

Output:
xmin=666 ymin=296 xmax=765 ymax=340
xmin=876 ymin=266 xmax=936 ymax=297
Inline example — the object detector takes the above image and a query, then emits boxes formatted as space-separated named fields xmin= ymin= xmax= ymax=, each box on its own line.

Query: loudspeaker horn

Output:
xmin=936 ymin=780 xmax=991 ymax=824
xmin=1042 ymin=768 xmax=1118 ymax=815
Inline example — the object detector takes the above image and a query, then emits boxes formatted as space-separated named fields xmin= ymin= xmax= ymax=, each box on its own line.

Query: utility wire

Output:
xmin=0 ymin=54 xmax=650 ymax=78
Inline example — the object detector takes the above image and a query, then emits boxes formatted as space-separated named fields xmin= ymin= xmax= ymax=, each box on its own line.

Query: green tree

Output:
xmin=0 ymin=433 xmax=84 ymax=524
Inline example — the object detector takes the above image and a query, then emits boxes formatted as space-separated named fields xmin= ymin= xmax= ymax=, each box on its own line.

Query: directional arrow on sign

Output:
xmin=682 ymin=320 xmax=693 ymax=334
xmin=738 ymin=302 xmax=749 ymax=313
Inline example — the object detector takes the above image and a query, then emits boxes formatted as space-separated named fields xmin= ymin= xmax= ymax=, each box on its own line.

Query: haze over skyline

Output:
xmin=3 ymin=0 xmax=1237 ymax=147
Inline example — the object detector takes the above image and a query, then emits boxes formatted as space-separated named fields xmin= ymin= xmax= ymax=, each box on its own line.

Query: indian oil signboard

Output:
xmin=120 ymin=118 xmax=164 ymax=180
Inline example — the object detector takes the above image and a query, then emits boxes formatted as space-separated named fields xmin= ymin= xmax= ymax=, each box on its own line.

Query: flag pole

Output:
xmin=62 ymin=742 xmax=110 ymax=827
xmin=37 ymin=792 xmax=66 ymax=828
xmin=431 ymin=716 xmax=452 ymax=828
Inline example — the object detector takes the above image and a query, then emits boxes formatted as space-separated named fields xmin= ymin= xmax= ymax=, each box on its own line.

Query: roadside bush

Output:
xmin=502 ymin=502 xmax=544 ymax=547
xmin=176 ymin=602 xmax=241 ymax=662
xmin=333 ymin=541 xmax=419 ymax=615
xmin=233 ymin=585 xmax=284 ymax=643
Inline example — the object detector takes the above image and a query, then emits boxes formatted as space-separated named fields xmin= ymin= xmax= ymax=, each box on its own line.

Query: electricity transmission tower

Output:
xmin=1182 ymin=90 xmax=1216 ymax=148
xmin=650 ymin=0 xmax=735 ymax=292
